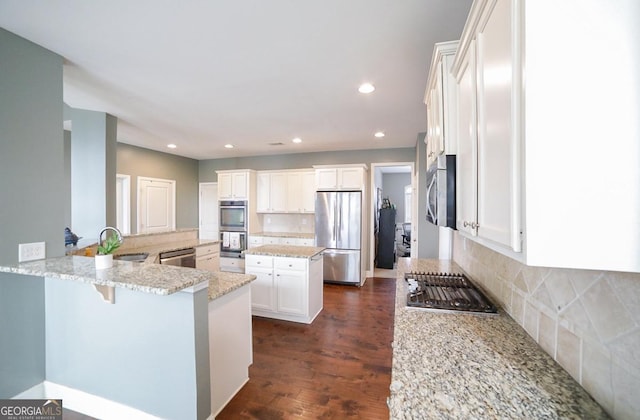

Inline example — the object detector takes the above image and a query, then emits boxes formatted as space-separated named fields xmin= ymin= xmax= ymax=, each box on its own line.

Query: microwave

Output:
xmin=426 ymin=154 xmax=456 ymax=229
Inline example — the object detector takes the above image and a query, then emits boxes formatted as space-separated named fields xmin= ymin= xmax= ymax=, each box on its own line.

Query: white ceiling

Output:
xmin=0 ymin=0 xmax=472 ymax=160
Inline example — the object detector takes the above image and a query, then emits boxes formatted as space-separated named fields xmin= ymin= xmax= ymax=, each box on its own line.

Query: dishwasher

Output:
xmin=159 ymin=248 xmax=196 ymax=268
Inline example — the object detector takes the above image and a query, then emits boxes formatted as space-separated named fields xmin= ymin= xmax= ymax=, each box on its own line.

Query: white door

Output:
xmin=138 ymin=177 xmax=176 ymax=234
xmin=116 ymin=174 xmax=131 ymax=235
xmin=199 ymin=182 xmax=219 ymax=240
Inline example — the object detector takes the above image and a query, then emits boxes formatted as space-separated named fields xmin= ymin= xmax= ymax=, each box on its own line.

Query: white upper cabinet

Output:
xmin=425 ymin=41 xmax=459 ymax=167
xmin=256 ymin=169 xmax=315 ymax=213
xmin=453 ymin=0 xmax=640 ymax=272
xmin=314 ymin=165 xmax=367 ymax=191
xmin=218 ymin=170 xmax=250 ymax=200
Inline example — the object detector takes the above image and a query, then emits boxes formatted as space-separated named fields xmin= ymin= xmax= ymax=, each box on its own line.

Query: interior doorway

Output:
xmin=370 ymin=162 xmax=415 ymax=278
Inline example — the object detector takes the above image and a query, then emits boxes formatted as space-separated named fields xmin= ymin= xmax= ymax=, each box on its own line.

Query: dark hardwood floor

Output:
xmin=217 ymin=277 xmax=396 ymax=419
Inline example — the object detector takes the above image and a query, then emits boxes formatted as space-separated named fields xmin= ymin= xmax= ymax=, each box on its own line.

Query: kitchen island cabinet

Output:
xmin=244 ymin=245 xmax=324 ymax=324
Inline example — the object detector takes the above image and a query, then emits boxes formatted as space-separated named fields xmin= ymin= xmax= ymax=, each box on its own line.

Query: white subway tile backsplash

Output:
xmin=452 ymin=232 xmax=640 ymax=418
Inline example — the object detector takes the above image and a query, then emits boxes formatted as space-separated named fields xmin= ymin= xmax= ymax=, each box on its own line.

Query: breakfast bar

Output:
xmin=0 ymin=256 xmax=255 ymax=420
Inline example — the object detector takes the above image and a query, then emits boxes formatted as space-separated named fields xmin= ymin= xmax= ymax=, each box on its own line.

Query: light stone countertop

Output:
xmin=390 ymin=258 xmax=608 ymax=419
xmin=208 ymin=271 xmax=256 ymax=301
xmin=252 ymin=231 xmax=315 ymax=239
xmin=0 ymin=255 xmax=254 ymax=297
xmin=243 ymin=244 xmax=324 ymax=258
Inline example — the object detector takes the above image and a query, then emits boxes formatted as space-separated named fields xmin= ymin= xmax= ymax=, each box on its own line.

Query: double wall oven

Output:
xmin=219 ymin=201 xmax=247 ymax=271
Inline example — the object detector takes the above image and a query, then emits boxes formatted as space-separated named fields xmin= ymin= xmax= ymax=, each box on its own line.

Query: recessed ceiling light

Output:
xmin=358 ymin=83 xmax=375 ymax=94
xmin=224 ymin=144 xmax=234 ymax=149
xmin=374 ymin=131 xmax=385 ymax=138
xmin=167 ymin=143 xmax=177 ymax=149
xmin=292 ymin=137 xmax=302 ymax=144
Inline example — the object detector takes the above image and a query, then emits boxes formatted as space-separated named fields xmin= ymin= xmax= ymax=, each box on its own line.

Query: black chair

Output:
xmin=402 ymin=223 xmax=411 ymax=247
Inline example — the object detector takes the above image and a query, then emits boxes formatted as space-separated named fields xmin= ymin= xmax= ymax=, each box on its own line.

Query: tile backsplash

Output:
xmin=260 ymin=214 xmax=314 ymax=234
xmin=452 ymin=232 xmax=640 ymax=419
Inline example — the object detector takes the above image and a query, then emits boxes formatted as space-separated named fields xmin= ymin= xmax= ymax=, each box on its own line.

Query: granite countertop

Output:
xmin=208 ymin=271 xmax=256 ymax=301
xmin=0 ymin=255 xmax=253 ymax=297
xmin=252 ymin=231 xmax=314 ymax=239
xmin=389 ymin=258 xmax=608 ymax=419
xmin=244 ymin=244 xmax=324 ymax=258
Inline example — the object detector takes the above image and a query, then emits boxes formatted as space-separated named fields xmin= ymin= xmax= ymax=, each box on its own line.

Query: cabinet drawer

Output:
xmin=245 ymin=255 xmax=273 ymax=268
xmin=280 ymin=237 xmax=298 ymax=246
xmin=196 ymin=243 xmax=219 ymax=257
xmin=248 ymin=236 xmax=263 ymax=247
xmin=274 ymin=257 xmax=306 ymax=271
xmin=297 ymin=238 xmax=314 ymax=246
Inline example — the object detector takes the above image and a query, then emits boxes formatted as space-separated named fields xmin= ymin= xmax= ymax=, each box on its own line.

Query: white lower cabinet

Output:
xmin=195 ymin=243 xmax=220 ymax=271
xmin=208 ymin=284 xmax=252 ymax=417
xmin=246 ymin=254 xmax=323 ymax=324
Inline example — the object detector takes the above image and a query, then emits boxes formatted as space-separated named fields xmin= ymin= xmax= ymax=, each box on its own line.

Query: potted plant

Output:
xmin=95 ymin=234 xmax=121 ymax=269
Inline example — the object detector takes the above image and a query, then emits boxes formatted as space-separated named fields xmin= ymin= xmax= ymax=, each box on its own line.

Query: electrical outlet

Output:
xmin=19 ymin=242 xmax=46 ymax=262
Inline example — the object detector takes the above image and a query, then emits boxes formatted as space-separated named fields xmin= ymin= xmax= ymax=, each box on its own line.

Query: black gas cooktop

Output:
xmin=404 ymin=272 xmax=497 ymax=314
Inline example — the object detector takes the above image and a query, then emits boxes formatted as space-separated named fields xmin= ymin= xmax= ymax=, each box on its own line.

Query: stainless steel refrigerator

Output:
xmin=315 ymin=191 xmax=361 ymax=285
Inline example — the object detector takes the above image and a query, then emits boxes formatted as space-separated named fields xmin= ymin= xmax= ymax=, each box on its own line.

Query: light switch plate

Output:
xmin=19 ymin=242 xmax=46 ymax=262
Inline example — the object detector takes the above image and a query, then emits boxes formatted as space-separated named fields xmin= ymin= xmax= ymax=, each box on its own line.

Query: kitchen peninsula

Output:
xmin=389 ymin=258 xmax=607 ymax=419
xmin=0 ymin=252 xmax=255 ymax=419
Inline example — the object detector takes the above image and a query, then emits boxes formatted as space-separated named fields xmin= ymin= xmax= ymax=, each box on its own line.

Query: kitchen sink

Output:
xmin=113 ymin=252 xmax=149 ymax=262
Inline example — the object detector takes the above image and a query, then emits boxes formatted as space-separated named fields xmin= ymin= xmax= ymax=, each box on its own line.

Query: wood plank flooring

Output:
xmin=217 ymin=277 xmax=396 ymax=419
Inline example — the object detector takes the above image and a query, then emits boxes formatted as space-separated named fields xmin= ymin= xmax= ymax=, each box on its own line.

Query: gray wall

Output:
xmin=117 ymin=143 xmax=199 ymax=233
xmin=199 ymin=147 xmax=416 ymax=182
xmin=70 ymin=109 xmax=118 ymax=239
xmin=382 ymin=173 xmax=411 ymax=223
xmin=0 ymin=27 xmax=64 ymax=397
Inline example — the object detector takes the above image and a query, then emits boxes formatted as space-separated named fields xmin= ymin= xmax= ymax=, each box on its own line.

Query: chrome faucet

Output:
xmin=99 ymin=226 xmax=123 ymax=246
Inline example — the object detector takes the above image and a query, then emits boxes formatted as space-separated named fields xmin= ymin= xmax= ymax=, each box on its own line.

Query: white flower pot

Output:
xmin=95 ymin=254 xmax=113 ymax=270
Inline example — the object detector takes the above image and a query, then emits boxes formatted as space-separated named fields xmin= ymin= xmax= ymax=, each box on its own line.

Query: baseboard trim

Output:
xmin=13 ymin=381 xmax=160 ymax=420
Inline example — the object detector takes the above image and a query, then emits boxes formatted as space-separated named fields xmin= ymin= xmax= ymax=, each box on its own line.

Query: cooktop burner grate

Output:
xmin=404 ymin=272 xmax=497 ymax=314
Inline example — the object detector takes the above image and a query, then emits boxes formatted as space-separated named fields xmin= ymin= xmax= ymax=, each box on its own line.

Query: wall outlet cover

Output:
xmin=19 ymin=242 xmax=46 ymax=262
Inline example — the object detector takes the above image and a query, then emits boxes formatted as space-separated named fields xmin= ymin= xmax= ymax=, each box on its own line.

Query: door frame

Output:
xmin=137 ymin=176 xmax=176 ymax=234
xmin=369 ymin=162 xmax=415 ymax=277
xmin=116 ymin=174 xmax=131 ymax=235
xmin=199 ymin=182 xmax=219 ymax=239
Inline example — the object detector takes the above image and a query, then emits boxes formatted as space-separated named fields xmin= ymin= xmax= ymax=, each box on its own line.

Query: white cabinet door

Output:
xmin=138 ymin=177 xmax=176 ymax=234
xmin=338 ymin=167 xmax=364 ymax=189
xmin=275 ymin=258 xmax=307 ymax=316
xmin=218 ymin=171 xmax=249 ymax=200
xmin=286 ymin=172 xmax=303 ymax=212
xmin=231 ymin=172 xmax=248 ymax=199
xmin=256 ymin=173 xmax=270 ymax=212
xmin=315 ymin=168 xmax=338 ymax=190
xmin=248 ymin=266 xmax=276 ymax=312
xmin=301 ymin=171 xmax=316 ymax=212
xmin=218 ymin=173 xmax=233 ymax=199
xmin=455 ymin=40 xmax=478 ymax=237
xmin=269 ymin=172 xmax=288 ymax=212
xmin=476 ymin=0 xmax=514 ymax=249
